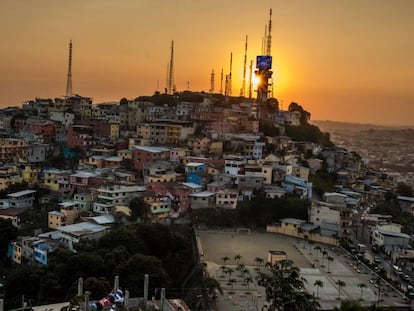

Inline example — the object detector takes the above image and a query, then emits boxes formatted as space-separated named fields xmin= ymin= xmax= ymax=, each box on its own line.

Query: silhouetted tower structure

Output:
xmin=220 ymin=68 xmax=223 ymax=94
xmin=225 ymin=52 xmax=232 ymax=96
xmin=65 ymin=40 xmax=73 ymax=97
xmin=240 ymin=35 xmax=248 ymax=97
xmin=167 ymin=40 xmax=174 ymax=94
xmin=255 ymin=9 xmax=273 ymax=106
xmin=248 ymin=60 xmax=253 ymax=99
xmin=210 ymin=69 xmax=215 ymax=93
xmin=266 ymin=9 xmax=272 ymax=56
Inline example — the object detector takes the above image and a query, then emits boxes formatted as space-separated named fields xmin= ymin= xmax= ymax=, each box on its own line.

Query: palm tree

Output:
xmin=314 ymin=280 xmax=324 ymax=299
xmin=254 ymin=257 xmax=264 ymax=269
xmin=336 ymin=280 xmax=346 ymax=300
xmin=219 ymin=265 xmax=227 ymax=277
xmin=357 ymin=283 xmax=367 ymax=300
xmin=321 ymin=250 xmax=328 ymax=267
xmin=221 ymin=256 xmax=229 ymax=266
xmin=327 ymin=256 xmax=334 ymax=273
xmin=226 ymin=267 xmax=234 ymax=282
xmin=314 ymin=246 xmax=322 ymax=260
xmin=244 ymin=276 xmax=253 ymax=291
xmin=234 ymin=253 xmax=242 ymax=265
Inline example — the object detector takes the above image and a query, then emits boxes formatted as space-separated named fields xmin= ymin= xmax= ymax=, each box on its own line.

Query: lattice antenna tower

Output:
xmin=65 ymin=40 xmax=73 ymax=97
xmin=240 ymin=35 xmax=248 ymax=97
xmin=168 ymin=40 xmax=174 ymax=94
xmin=262 ymin=25 xmax=267 ymax=55
xmin=210 ymin=69 xmax=215 ymax=93
xmin=226 ymin=52 xmax=232 ymax=96
xmin=248 ymin=60 xmax=253 ymax=99
xmin=266 ymin=9 xmax=272 ymax=56
xmin=220 ymin=68 xmax=223 ymax=94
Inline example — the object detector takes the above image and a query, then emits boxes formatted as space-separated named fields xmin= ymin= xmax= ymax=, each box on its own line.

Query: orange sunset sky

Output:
xmin=0 ymin=0 xmax=413 ymax=126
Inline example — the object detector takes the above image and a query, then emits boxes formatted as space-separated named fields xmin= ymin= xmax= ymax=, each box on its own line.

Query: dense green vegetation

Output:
xmin=309 ymin=170 xmax=337 ymax=197
xmin=192 ymin=195 xmax=309 ymax=228
xmin=371 ymin=196 xmax=414 ymax=235
xmin=3 ymin=223 xmax=201 ymax=310
xmin=286 ymin=124 xmax=334 ymax=147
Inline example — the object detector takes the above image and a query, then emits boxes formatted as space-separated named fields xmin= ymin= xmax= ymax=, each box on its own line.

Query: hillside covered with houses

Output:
xmin=0 ymin=91 xmax=413 ymax=309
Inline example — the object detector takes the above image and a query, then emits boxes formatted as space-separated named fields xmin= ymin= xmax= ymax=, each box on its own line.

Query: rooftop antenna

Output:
xmin=65 ymin=40 xmax=73 ymax=97
xmin=167 ymin=40 xmax=174 ymax=94
xmin=240 ymin=35 xmax=248 ymax=97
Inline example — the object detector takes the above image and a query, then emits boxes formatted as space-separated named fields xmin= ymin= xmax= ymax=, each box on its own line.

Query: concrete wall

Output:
xmin=266 ymin=225 xmax=338 ymax=246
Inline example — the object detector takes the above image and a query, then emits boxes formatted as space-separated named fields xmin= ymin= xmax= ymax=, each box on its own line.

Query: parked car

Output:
xmin=374 ymin=256 xmax=381 ymax=264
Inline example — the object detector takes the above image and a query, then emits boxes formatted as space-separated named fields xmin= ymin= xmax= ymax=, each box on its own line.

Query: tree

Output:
xmin=256 ymin=259 xmax=320 ymax=311
xmin=255 ymin=257 xmax=264 ymax=269
xmin=234 ymin=253 xmax=242 ymax=265
xmin=321 ymin=250 xmax=328 ymax=267
xmin=244 ymin=276 xmax=253 ymax=291
xmin=327 ymin=256 xmax=334 ymax=273
xmin=221 ymin=256 xmax=230 ymax=266
xmin=204 ymin=276 xmax=223 ymax=301
xmin=313 ymin=280 xmax=323 ymax=299
xmin=397 ymin=182 xmax=413 ymax=197
xmin=336 ymin=280 xmax=346 ymax=300
xmin=129 ymin=197 xmax=151 ymax=222
xmin=225 ymin=267 xmax=234 ymax=282
xmin=314 ymin=246 xmax=322 ymax=259
xmin=0 ymin=219 xmax=18 ymax=259
xmin=357 ymin=283 xmax=367 ymax=300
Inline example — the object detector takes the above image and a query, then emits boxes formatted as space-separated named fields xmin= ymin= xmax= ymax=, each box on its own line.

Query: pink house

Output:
xmin=146 ymin=182 xmax=190 ymax=214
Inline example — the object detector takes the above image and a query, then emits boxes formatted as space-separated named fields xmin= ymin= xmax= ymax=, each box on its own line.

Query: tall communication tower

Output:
xmin=240 ymin=35 xmax=248 ymax=97
xmin=210 ymin=69 xmax=215 ymax=93
xmin=65 ymin=40 xmax=73 ymax=97
xmin=248 ymin=60 xmax=253 ymax=99
xmin=225 ymin=52 xmax=232 ymax=96
xmin=266 ymin=9 xmax=272 ymax=56
xmin=220 ymin=68 xmax=223 ymax=94
xmin=255 ymin=9 xmax=273 ymax=106
xmin=167 ymin=40 xmax=174 ymax=94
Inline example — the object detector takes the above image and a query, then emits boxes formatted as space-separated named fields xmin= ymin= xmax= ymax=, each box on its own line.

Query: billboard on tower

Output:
xmin=256 ymin=55 xmax=272 ymax=70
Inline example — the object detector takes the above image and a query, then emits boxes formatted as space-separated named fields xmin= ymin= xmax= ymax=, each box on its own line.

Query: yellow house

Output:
xmin=110 ymin=123 xmax=120 ymax=142
xmin=48 ymin=211 xmax=66 ymax=229
xmin=117 ymin=149 xmax=133 ymax=160
xmin=42 ymin=169 xmax=71 ymax=192
xmin=0 ymin=164 xmax=22 ymax=190
xmin=166 ymin=124 xmax=181 ymax=145
xmin=21 ymin=164 xmax=40 ymax=186
xmin=12 ymin=241 xmax=22 ymax=264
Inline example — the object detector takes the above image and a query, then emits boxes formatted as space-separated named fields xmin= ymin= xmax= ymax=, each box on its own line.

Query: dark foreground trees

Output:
xmin=257 ymin=259 xmax=319 ymax=311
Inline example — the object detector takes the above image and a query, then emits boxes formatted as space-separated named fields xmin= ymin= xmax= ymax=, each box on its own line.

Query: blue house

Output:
xmin=34 ymin=241 xmax=54 ymax=265
xmin=185 ymin=163 xmax=208 ymax=186
xmin=281 ymin=175 xmax=312 ymax=200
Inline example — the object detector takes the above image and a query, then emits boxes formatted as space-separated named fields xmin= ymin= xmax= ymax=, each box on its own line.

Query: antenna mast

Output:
xmin=220 ymin=68 xmax=223 ymax=94
xmin=225 ymin=52 xmax=232 ymax=96
xmin=65 ymin=40 xmax=73 ymax=97
xmin=210 ymin=69 xmax=215 ymax=93
xmin=168 ymin=40 xmax=174 ymax=94
xmin=266 ymin=9 xmax=272 ymax=56
xmin=248 ymin=60 xmax=253 ymax=99
xmin=240 ymin=35 xmax=248 ymax=97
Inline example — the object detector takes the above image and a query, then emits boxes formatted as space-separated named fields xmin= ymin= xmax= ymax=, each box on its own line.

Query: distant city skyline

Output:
xmin=0 ymin=0 xmax=413 ymax=126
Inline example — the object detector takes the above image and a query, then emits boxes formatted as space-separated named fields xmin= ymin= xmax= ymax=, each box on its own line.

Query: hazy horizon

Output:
xmin=1 ymin=0 xmax=413 ymax=126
